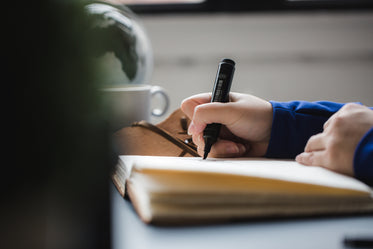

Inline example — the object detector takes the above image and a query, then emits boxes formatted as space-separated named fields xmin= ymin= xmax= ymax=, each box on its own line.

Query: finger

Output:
xmin=296 ymin=151 xmax=327 ymax=167
xmin=181 ymin=92 xmax=243 ymax=118
xmin=304 ymin=133 xmax=327 ymax=152
xmin=188 ymin=120 xmax=206 ymax=136
xmin=181 ymin=93 xmax=212 ymax=119
xmin=323 ymin=111 xmax=339 ymax=131
xmin=192 ymin=133 xmax=204 ymax=149
xmin=323 ymin=118 xmax=331 ymax=130
xmin=186 ymin=102 xmax=229 ymax=135
xmin=297 ymin=151 xmax=355 ymax=176
xmin=193 ymin=101 xmax=241 ymax=127
xmin=202 ymin=140 xmax=247 ymax=158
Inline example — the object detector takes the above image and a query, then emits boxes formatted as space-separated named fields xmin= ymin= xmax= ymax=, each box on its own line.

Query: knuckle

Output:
xmin=193 ymin=104 xmax=203 ymax=116
xmin=193 ymin=104 xmax=209 ymax=120
xmin=343 ymin=103 xmax=357 ymax=110
xmin=331 ymin=115 xmax=345 ymax=129
xmin=343 ymin=103 xmax=359 ymax=110
xmin=323 ymin=120 xmax=330 ymax=130
xmin=308 ymin=134 xmax=319 ymax=144
xmin=180 ymin=99 xmax=190 ymax=113
xmin=308 ymin=134 xmax=316 ymax=142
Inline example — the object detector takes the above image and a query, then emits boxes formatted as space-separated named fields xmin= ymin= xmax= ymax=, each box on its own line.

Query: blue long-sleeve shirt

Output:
xmin=265 ymin=101 xmax=373 ymax=186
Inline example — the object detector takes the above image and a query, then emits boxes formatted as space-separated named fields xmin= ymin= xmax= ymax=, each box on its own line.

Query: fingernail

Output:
xmin=187 ymin=121 xmax=195 ymax=135
xmin=238 ymin=144 xmax=247 ymax=155
xmin=226 ymin=144 xmax=240 ymax=154
xmin=196 ymin=133 xmax=203 ymax=144
xmin=295 ymin=153 xmax=304 ymax=163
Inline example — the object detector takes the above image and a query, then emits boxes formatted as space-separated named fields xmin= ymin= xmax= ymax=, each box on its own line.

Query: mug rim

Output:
xmin=101 ymin=84 xmax=152 ymax=92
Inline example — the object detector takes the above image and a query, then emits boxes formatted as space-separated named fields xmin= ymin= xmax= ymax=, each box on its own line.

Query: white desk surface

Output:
xmin=111 ymin=183 xmax=373 ymax=249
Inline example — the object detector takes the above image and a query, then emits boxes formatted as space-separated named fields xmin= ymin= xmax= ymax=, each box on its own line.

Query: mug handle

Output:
xmin=150 ymin=86 xmax=169 ymax=117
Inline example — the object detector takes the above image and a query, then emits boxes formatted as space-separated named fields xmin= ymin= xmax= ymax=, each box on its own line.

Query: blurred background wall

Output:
xmin=135 ymin=10 xmax=373 ymax=121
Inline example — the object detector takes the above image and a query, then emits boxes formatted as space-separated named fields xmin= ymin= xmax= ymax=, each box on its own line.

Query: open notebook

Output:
xmin=112 ymin=156 xmax=373 ymax=225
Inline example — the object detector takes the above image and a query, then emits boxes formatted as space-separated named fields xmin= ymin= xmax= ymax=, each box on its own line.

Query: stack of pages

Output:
xmin=112 ymin=156 xmax=373 ymax=225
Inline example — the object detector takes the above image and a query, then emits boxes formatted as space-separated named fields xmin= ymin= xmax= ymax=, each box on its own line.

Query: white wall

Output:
xmin=140 ymin=11 xmax=373 ymax=122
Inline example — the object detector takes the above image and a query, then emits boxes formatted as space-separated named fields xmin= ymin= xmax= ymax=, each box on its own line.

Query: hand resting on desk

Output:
xmin=296 ymin=103 xmax=373 ymax=177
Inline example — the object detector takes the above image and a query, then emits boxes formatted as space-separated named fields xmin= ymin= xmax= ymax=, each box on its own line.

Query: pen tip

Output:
xmin=203 ymin=151 xmax=208 ymax=160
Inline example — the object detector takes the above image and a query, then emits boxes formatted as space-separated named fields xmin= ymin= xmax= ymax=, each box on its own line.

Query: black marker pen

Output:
xmin=203 ymin=58 xmax=235 ymax=159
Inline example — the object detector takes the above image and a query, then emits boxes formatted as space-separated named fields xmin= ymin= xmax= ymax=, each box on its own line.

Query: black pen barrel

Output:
xmin=202 ymin=58 xmax=235 ymax=159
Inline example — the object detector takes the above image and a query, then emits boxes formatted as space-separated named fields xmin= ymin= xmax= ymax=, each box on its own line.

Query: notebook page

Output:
xmin=120 ymin=156 xmax=372 ymax=193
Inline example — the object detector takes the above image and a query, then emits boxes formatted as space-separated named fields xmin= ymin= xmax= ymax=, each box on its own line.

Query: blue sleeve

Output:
xmin=265 ymin=101 xmax=344 ymax=158
xmin=354 ymin=128 xmax=373 ymax=186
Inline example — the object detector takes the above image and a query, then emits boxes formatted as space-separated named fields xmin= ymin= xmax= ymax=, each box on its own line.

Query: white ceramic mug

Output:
xmin=101 ymin=84 xmax=169 ymax=131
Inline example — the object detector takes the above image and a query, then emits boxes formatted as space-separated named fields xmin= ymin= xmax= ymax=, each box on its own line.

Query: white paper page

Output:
xmin=120 ymin=155 xmax=372 ymax=193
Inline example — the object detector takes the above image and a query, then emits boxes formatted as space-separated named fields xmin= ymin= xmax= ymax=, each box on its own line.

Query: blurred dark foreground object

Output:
xmin=2 ymin=1 xmax=115 ymax=249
